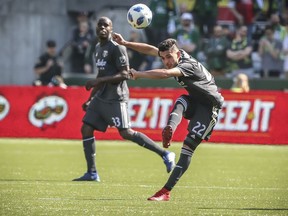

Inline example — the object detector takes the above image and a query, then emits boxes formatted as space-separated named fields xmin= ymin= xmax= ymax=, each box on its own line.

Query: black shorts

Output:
xmin=177 ymin=95 xmax=219 ymax=141
xmin=82 ymin=97 xmax=131 ymax=132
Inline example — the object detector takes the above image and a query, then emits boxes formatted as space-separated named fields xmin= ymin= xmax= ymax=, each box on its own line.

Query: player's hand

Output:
xmin=82 ymin=100 xmax=91 ymax=111
xmin=85 ymin=79 xmax=99 ymax=91
xmin=129 ymin=68 xmax=137 ymax=80
xmin=112 ymin=32 xmax=126 ymax=45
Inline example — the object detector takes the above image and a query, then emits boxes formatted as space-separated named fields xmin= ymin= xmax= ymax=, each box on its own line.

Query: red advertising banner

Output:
xmin=0 ymin=86 xmax=287 ymax=145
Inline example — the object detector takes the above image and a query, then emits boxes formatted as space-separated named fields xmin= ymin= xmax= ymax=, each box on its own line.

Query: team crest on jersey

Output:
xmin=119 ymin=56 xmax=126 ymax=64
xmin=102 ymin=50 xmax=108 ymax=57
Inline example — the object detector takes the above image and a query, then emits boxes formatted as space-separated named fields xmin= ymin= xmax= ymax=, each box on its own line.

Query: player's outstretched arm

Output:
xmin=129 ymin=68 xmax=182 ymax=80
xmin=112 ymin=32 xmax=158 ymax=57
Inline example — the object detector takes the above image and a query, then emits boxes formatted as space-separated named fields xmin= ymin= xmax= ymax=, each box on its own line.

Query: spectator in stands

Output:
xmin=226 ymin=25 xmax=255 ymax=79
xmin=70 ymin=13 xmax=95 ymax=74
xmin=258 ymin=25 xmax=283 ymax=78
xmin=173 ymin=13 xmax=200 ymax=58
xmin=222 ymin=25 xmax=234 ymax=42
xmin=230 ymin=73 xmax=250 ymax=93
xmin=176 ymin=0 xmax=195 ymax=15
xmin=33 ymin=40 xmax=67 ymax=88
xmin=254 ymin=0 xmax=285 ymax=22
xmin=192 ymin=0 xmax=220 ymax=38
xmin=251 ymin=24 xmax=266 ymax=52
xmin=227 ymin=0 xmax=255 ymax=41
xmin=270 ymin=13 xmax=286 ymax=42
xmin=127 ymin=30 xmax=151 ymax=71
xmin=144 ymin=0 xmax=178 ymax=71
xmin=204 ymin=25 xmax=231 ymax=77
xmin=83 ymin=37 xmax=98 ymax=74
xmin=145 ymin=0 xmax=177 ymax=46
xmin=174 ymin=0 xmax=195 ymax=34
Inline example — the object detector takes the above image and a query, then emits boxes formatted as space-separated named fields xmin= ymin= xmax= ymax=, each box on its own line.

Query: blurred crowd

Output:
xmin=143 ymin=0 xmax=288 ymax=80
xmin=33 ymin=0 xmax=288 ymax=88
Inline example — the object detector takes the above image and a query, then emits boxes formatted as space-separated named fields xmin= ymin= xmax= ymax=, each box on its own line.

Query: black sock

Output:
xmin=131 ymin=131 xmax=166 ymax=157
xmin=167 ymin=100 xmax=185 ymax=132
xmin=164 ymin=147 xmax=193 ymax=191
xmin=83 ymin=136 xmax=96 ymax=173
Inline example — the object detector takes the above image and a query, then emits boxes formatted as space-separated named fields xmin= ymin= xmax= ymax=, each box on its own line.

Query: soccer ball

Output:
xmin=127 ymin=4 xmax=152 ymax=29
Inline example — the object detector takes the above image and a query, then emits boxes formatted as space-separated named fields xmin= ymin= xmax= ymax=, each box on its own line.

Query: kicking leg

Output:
xmin=119 ymin=128 xmax=176 ymax=173
xmin=163 ymin=96 xmax=188 ymax=148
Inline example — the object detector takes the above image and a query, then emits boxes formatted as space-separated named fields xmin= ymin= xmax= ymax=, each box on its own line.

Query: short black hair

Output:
xmin=46 ymin=40 xmax=56 ymax=47
xmin=157 ymin=38 xmax=178 ymax=56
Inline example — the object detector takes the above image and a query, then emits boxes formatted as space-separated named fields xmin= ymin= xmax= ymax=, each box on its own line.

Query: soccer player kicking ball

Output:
xmin=73 ymin=17 xmax=176 ymax=182
xmin=113 ymin=33 xmax=224 ymax=201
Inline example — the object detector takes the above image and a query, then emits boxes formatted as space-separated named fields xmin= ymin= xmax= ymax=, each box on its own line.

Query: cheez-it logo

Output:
xmin=128 ymin=97 xmax=173 ymax=129
xmin=28 ymin=95 xmax=68 ymax=128
xmin=0 ymin=95 xmax=10 ymax=121
xmin=215 ymin=99 xmax=275 ymax=132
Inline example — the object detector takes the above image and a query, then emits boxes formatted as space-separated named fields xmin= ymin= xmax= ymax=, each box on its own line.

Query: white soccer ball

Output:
xmin=127 ymin=4 xmax=152 ymax=29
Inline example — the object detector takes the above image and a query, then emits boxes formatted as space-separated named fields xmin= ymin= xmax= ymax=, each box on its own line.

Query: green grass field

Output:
xmin=0 ymin=138 xmax=287 ymax=216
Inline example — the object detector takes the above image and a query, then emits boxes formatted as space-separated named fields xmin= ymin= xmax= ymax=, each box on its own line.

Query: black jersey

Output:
xmin=34 ymin=53 xmax=62 ymax=85
xmin=94 ymin=39 xmax=129 ymax=102
xmin=175 ymin=50 xmax=224 ymax=108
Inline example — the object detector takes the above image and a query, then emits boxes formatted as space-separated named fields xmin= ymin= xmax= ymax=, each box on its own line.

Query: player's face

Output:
xmin=159 ymin=49 xmax=179 ymax=69
xmin=96 ymin=18 xmax=112 ymax=40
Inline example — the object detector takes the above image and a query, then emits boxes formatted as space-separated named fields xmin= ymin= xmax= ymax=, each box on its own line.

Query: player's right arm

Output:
xmin=130 ymin=67 xmax=182 ymax=80
xmin=112 ymin=32 xmax=158 ymax=57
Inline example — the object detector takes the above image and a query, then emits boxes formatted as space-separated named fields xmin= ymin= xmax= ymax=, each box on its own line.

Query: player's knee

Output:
xmin=81 ymin=123 xmax=94 ymax=138
xmin=119 ymin=128 xmax=135 ymax=140
xmin=175 ymin=95 xmax=188 ymax=108
xmin=184 ymin=135 xmax=202 ymax=151
xmin=175 ymin=95 xmax=192 ymax=118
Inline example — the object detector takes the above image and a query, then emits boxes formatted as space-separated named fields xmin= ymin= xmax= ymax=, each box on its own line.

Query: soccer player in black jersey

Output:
xmin=113 ymin=33 xmax=224 ymax=201
xmin=73 ymin=17 xmax=176 ymax=182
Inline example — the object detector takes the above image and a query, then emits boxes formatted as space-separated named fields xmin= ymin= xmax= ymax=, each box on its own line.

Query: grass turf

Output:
xmin=0 ymin=138 xmax=287 ymax=216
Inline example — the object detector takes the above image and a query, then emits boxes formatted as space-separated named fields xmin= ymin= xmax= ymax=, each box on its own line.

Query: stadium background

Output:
xmin=0 ymin=0 xmax=288 ymax=89
xmin=0 ymin=0 xmax=287 ymax=145
xmin=0 ymin=1 xmax=287 ymax=215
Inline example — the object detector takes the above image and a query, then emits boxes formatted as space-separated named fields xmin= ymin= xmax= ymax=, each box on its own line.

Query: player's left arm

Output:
xmin=130 ymin=67 xmax=182 ymax=80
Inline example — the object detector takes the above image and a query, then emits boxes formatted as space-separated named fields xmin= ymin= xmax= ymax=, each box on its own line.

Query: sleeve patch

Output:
xmin=119 ymin=56 xmax=126 ymax=64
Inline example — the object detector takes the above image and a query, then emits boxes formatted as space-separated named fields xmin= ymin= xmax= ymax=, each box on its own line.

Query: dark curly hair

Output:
xmin=157 ymin=38 xmax=178 ymax=56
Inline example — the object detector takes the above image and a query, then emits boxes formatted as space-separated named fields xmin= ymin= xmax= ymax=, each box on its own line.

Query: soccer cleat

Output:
xmin=72 ymin=172 xmax=100 ymax=182
xmin=147 ymin=188 xmax=170 ymax=201
xmin=163 ymin=151 xmax=176 ymax=173
xmin=162 ymin=125 xmax=173 ymax=148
